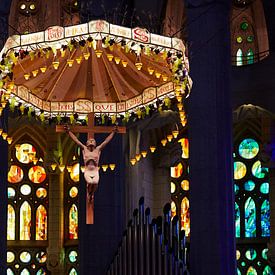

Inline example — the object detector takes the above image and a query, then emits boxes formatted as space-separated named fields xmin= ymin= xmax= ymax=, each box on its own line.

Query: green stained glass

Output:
xmin=246 ymin=266 xmax=257 ymax=274
xmin=235 ymin=184 xmax=239 ymax=194
xmin=247 ymin=49 xmax=254 ymax=65
xmin=36 ymin=268 xmax=46 ymax=275
xmin=244 ymin=180 xmax=255 ymax=191
xmin=239 ymin=139 xmax=259 ymax=159
xmin=7 ymin=269 xmax=14 ymax=275
xmin=236 ymin=36 xmax=243 ymax=43
xmin=235 ymin=203 xmax=240 ymax=238
xmin=69 ymin=268 xmax=78 ymax=275
xmin=262 ymin=248 xmax=268 ymax=260
xmin=234 ymin=161 xmax=247 ymax=180
xmin=247 ymin=35 xmax=254 ymax=43
xmin=245 ymin=197 xmax=256 ymax=237
xmin=69 ymin=250 xmax=78 ymax=263
xmin=236 ymin=49 xmax=243 ymax=66
xmin=241 ymin=21 xmax=249 ymax=30
xmin=261 ymin=200 xmax=270 ymax=237
xmin=245 ymin=249 xmax=257 ymax=260
xmin=252 ymin=161 xmax=268 ymax=179
xmin=241 ymin=261 xmax=246 ymax=267
xmin=237 ymin=268 xmax=241 ymax=275
xmin=263 ymin=265 xmax=273 ymax=275
xmin=8 ymin=187 xmax=16 ymax=198
xmin=20 ymin=269 xmax=30 ymax=275
xmin=260 ymin=183 xmax=269 ymax=194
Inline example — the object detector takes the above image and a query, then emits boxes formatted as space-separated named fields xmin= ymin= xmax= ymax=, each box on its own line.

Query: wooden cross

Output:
xmin=56 ymin=113 xmax=126 ymax=224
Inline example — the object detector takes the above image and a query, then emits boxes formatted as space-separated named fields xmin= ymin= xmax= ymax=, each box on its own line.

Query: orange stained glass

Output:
xmin=70 ymin=163 xmax=80 ymax=182
xmin=28 ymin=166 xmax=46 ymax=183
xmin=36 ymin=205 xmax=47 ymax=240
xmin=181 ymin=180 xmax=189 ymax=191
xmin=171 ymin=163 xmax=183 ymax=178
xmin=178 ymin=138 xmax=189 ymax=159
xmin=8 ymin=165 xmax=24 ymax=183
xmin=69 ymin=204 xmax=78 ymax=240
xmin=20 ymin=201 xmax=32 ymax=240
xmin=181 ymin=197 xmax=190 ymax=236
xmin=36 ymin=188 xmax=47 ymax=198
xmin=7 ymin=204 xmax=15 ymax=240
xmin=16 ymin=143 xmax=36 ymax=164
xmin=69 ymin=187 xmax=78 ymax=198
xmin=171 ymin=201 xmax=177 ymax=218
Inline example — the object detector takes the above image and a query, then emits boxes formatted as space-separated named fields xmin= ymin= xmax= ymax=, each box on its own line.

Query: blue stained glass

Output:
xmin=263 ymin=265 xmax=274 ymax=275
xmin=262 ymin=248 xmax=268 ymax=260
xmin=244 ymin=180 xmax=255 ymax=191
xmin=239 ymin=139 xmax=259 ymax=159
xmin=245 ymin=248 xmax=257 ymax=260
xmin=237 ymin=268 xmax=241 ymax=275
xmin=261 ymin=200 xmax=270 ymax=237
xmin=252 ymin=161 xmax=268 ymax=179
xmin=245 ymin=197 xmax=256 ymax=237
xmin=235 ymin=203 xmax=240 ymax=238
xmin=260 ymin=183 xmax=269 ymax=194
xmin=235 ymin=184 xmax=239 ymax=194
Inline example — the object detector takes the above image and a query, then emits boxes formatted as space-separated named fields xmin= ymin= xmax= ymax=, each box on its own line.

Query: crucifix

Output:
xmin=56 ymin=112 xmax=126 ymax=224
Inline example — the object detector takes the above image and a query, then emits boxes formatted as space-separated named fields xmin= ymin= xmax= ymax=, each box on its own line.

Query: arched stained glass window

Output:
xmin=7 ymin=204 xmax=15 ymax=240
xmin=20 ymin=201 xmax=32 ymax=240
xmin=235 ymin=203 xmax=240 ymax=238
xmin=181 ymin=197 xmax=190 ymax=236
xmin=236 ymin=49 xmax=243 ymax=66
xmin=7 ymin=268 xmax=14 ymax=275
xmin=69 ymin=267 xmax=78 ymax=275
xmin=261 ymin=200 xmax=270 ymax=237
xmin=69 ymin=204 xmax=78 ymax=240
xmin=263 ymin=265 xmax=273 ymax=275
xmin=247 ymin=49 xmax=254 ymax=64
xmin=171 ymin=162 xmax=183 ymax=178
xmin=20 ymin=268 xmax=30 ymax=275
xmin=36 ymin=205 xmax=47 ymax=240
xmin=246 ymin=266 xmax=257 ymax=274
xmin=245 ymin=197 xmax=256 ymax=237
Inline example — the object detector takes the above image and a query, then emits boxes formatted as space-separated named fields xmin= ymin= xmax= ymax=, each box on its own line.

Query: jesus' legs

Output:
xmin=84 ymin=170 xmax=99 ymax=203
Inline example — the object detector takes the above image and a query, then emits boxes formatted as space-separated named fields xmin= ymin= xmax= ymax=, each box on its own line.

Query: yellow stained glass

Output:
xmin=181 ymin=197 xmax=190 ymax=236
xmin=7 ymin=251 xmax=15 ymax=263
xmin=16 ymin=143 xmax=36 ymax=164
xmin=20 ymin=201 xmax=31 ymax=240
xmin=171 ymin=163 xmax=183 ymax=178
xmin=20 ymin=251 xmax=31 ymax=263
xmin=8 ymin=165 xmax=24 ymax=183
xmin=69 ymin=187 xmax=78 ymax=198
xmin=28 ymin=166 xmax=46 ymax=183
xmin=178 ymin=138 xmax=189 ymax=159
xmin=236 ymin=250 xmax=241 ymax=260
xmin=171 ymin=182 xmax=176 ymax=193
xmin=69 ymin=204 xmax=78 ymax=240
xmin=36 ymin=188 xmax=47 ymax=198
xmin=234 ymin=161 xmax=247 ymax=180
xmin=36 ymin=205 xmax=47 ymax=240
xmin=171 ymin=201 xmax=177 ymax=218
xmin=70 ymin=163 xmax=80 ymax=182
xmin=181 ymin=180 xmax=189 ymax=191
xmin=7 ymin=204 xmax=15 ymax=240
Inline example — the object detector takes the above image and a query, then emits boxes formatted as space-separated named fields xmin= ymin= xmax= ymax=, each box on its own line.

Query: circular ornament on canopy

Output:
xmin=0 ymin=20 xmax=191 ymax=122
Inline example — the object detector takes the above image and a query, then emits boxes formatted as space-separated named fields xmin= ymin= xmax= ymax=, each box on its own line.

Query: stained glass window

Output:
xmin=69 ymin=268 xmax=78 ymax=275
xmin=20 ymin=268 xmax=30 ymax=275
xmin=236 ymin=49 xmax=243 ymax=66
xmin=28 ymin=166 xmax=46 ymax=183
xmin=235 ymin=203 xmax=240 ymax=238
xmin=181 ymin=197 xmax=190 ymax=236
xmin=247 ymin=49 xmax=254 ymax=64
xmin=16 ymin=143 xmax=36 ymax=164
xmin=244 ymin=180 xmax=255 ymax=191
xmin=245 ymin=197 xmax=256 ymax=237
xmin=8 ymin=165 xmax=24 ymax=183
xmin=251 ymin=161 xmax=268 ymax=179
xmin=234 ymin=161 xmax=247 ymax=180
xmin=8 ymin=187 xmax=16 ymax=198
xmin=69 ymin=251 xmax=78 ymax=263
xmin=69 ymin=204 xmax=78 ymax=240
xmin=246 ymin=266 xmax=257 ymax=274
xmin=20 ymin=184 xmax=31 ymax=195
xmin=36 ymin=205 xmax=47 ymax=240
xmin=263 ymin=265 xmax=273 ymax=275
xmin=178 ymin=138 xmax=189 ymax=159
xmin=69 ymin=187 xmax=78 ymax=198
xmin=171 ymin=201 xmax=176 ymax=218
xmin=7 ymin=251 xmax=15 ymax=263
xmin=171 ymin=162 xmax=183 ymax=178
xmin=20 ymin=201 xmax=32 ymax=240
xmin=171 ymin=182 xmax=176 ymax=193
xmin=261 ymin=200 xmax=270 ymax=237
xmin=70 ymin=163 xmax=80 ymax=182
xmin=7 ymin=268 xmax=14 ymax=275
xmin=181 ymin=180 xmax=189 ymax=191
xmin=7 ymin=204 xmax=15 ymax=240
xmin=36 ymin=188 xmax=47 ymax=198
xmin=239 ymin=139 xmax=259 ymax=159
xmin=20 ymin=251 xmax=31 ymax=263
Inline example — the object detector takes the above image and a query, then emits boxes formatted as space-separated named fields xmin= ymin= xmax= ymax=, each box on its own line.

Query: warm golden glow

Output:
xmin=67 ymin=59 xmax=74 ymax=67
xmin=177 ymin=103 xmax=183 ymax=111
xmin=52 ymin=61 xmax=60 ymax=70
xmin=40 ymin=66 xmax=47 ymax=73
xmin=95 ymin=50 xmax=103 ymax=58
xmin=107 ymin=54 xmax=114 ymax=61
xmin=32 ymin=70 xmax=38 ymax=77
xmin=80 ymin=166 xmax=85 ymax=172
xmin=162 ymin=75 xmax=168 ymax=81
xmin=114 ymin=57 xmax=121 ymax=64
xmin=161 ymin=139 xmax=167 ymax=146
xmin=155 ymin=72 xmax=161 ymax=78
xmin=67 ymin=165 xmax=72 ymax=172
xmin=135 ymin=154 xmax=141 ymax=161
xmin=76 ymin=56 xmax=82 ymax=64
xmin=130 ymin=158 xmax=136 ymax=165
xmin=0 ymin=107 xmax=3 ymax=115
xmin=15 ymin=144 xmax=21 ymax=151
xmin=32 ymin=157 xmax=38 ymax=165
xmin=141 ymin=151 xmax=147 ymax=158
xmin=59 ymin=164 xmax=65 ymax=172
xmin=167 ymin=135 xmax=173 ymax=142
xmin=1 ymin=101 xmax=7 ymax=108
xmin=177 ymin=96 xmax=182 ymax=103
xmin=150 ymin=146 xmax=156 ymax=153
xmin=109 ymin=164 xmax=116 ymax=170
xmin=83 ymin=52 xmax=90 ymax=60
xmin=101 ymin=164 xmax=108 ymax=172
xmin=2 ymin=132 xmax=8 ymax=140
xmin=7 ymin=137 xmax=13 ymax=144
xmin=50 ymin=163 xmax=57 ymax=171
xmin=0 ymin=128 xmax=3 ymax=135
xmin=147 ymin=67 xmax=154 ymax=75
xmin=8 ymin=82 xmax=15 ymax=89
xmin=24 ymin=73 xmax=30 ymax=80
xmin=175 ymin=85 xmax=181 ymax=92
xmin=121 ymin=60 xmax=128 ymax=67
xmin=135 ymin=62 xmax=142 ymax=71
xmin=172 ymin=130 xmax=179 ymax=138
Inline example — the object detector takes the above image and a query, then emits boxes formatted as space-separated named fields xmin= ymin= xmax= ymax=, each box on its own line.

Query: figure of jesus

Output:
xmin=64 ymin=125 xmax=117 ymax=203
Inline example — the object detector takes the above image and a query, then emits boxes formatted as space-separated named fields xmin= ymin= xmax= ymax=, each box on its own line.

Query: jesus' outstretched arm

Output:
xmin=64 ymin=125 xmax=86 ymax=149
xmin=97 ymin=126 xmax=118 ymax=151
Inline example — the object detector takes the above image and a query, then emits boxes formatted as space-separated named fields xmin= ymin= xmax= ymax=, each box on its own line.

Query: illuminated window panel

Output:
xmin=70 ymin=163 xmax=80 ymax=182
xmin=181 ymin=180 xmax=189 ymax=191
xmin=181 ymin=197 xmax=190 ymax=236
xmin=251 ymin=161 xmax=268 ymax=179
xmin=171 ymin=201 xmax=176 ymax=218
xmin=20 ymin=268 xmax=30 ymax=275
xmin=247 ymin=49 xmax=254 ymax=65
xmin=263 ymin=265 xmax=273 ymax=274
xmin=36 ymin=205 xmax=47 ymax=240
xmin=20 ymin=201 xmax=32 ymax=240
xmin=245 ymin=198 xmax=256 ymax=238
xmin=246 ymin=266 xmax=257 ymax=274
xmin=239 ymin=139 xmax=259 ymax=159
xmin=69 ymin=268 xmax=78 ymax=275
xmin=235 ymin=203 xmax=240 ymax=238
xmin=8 ymin=165 xmax=24 ymax=183
xmin=7 ymin=251 xmax=15 ymax=263
xmin=28 ymin=166 xmax=46 ymax=183
xmin=69 ymin=250 xmax=78 ymax=263
xmin=234 ymin=161 xmax=247 ymax=180
xmin=69 ymin=187 xmax=78 ymax=198
xmin=8 ymin=187 xmax=16 ymax=198
xmin=236 ymin=49 xmax=243 ymax=66
xmin=178 ymin=138 xmax=189 ymax=159
xmin=20 ymin=251 xmax=31 ymax=263
xmin=244 ymin=180 xmax=255 ymax=191
xmin=261 ymin=200 xmax=270 ymax=237
xmin=236 ymin=250 xmax=241 ymax=260
xmin=20 ymin=184 xmax=31 ymax=196
xmin=245 ymin=249 xmax=257 ymax=260
xmin=16 ymin=143 xmax=37 ymax=164
xmin=7 ymin=204 xmax=15 ymax=240
xmin=36 ymin=251 xmax=47 ymax=263
xmin=7 ymin=268 xmax=14 ymax=275
xmin=237 ymin=268 xmax=241 ymax=275
xmin=262 ymin=249 xmax=268 ymax=260
xmin=69 ymin=204 xmax=78 ymax=240
xmin=171 ymin=163 xmax=183 ymax=178
xmin=36 ymin=267 xmax=46 ymax=275
xmin=260 ymin=183 xmax=269 ymax=194
xmin=36 ymin=188 xmax=47 ymax=198
xmin=170 ymin=182 xmax=176 ymax=194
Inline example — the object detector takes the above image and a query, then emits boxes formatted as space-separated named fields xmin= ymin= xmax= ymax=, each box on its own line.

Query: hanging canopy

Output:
xmin=0 ymin=20 xmax=191 ymax=116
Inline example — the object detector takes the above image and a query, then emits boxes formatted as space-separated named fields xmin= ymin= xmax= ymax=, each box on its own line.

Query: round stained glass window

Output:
xmin=236 ymin=250 xmax=241 ymax=260
xmin=181 ymin=180 xmax=189 ymax=191
xmin=69 ymin=187 xmax=78 ymax=198
xmin=8 ymin=187 xmax=16 ymax=198
xmin=239 ymin=139 xmax=259 ymax=159
xmin=252 ymin=161 xmax=268 ymax=179
xmin=234 ymin=161 xmax=247 ymax=180
xmin=8 ymin=165 xmax=24 ymax=183
xmin=245 ymin=249 xmax=257 ymax=260
xmin=244 ymin=180 xmax=255 ymax=191
xmin=16 ymin=143 xmax=37 ymax=164
xmin=70 ymin=163 xmax=80 ymax=182
xmin=69 ymin=250 xmax=78 ymax=263
xmin=36 ymin=251 xmax=47 ymax=263
xmin=247 ymin=35 xmax=254 ymax=43
xmin=36 ymin=188 xmax=47 ymax=198
xmin=236 ymin=36 xmax=243 ymax=43
xmin=28 ymin=166 xmax=46 ymax=183
xmin=260 ymin=183 xmax=269 ymax=194
xmin=170 ymin=182 xmax=176 ymax=193
xmin=241 ymin=21 xmax=249 ymax=30
xmin=7 ymin=251 xmax=15 ymax=263
xmin=262 ymin=248 xmax=268 ymax=260
xmin=20 ymin=251 xmax=31 ymax=263
xmin=20 ymin=184 xmax=31 ymax=195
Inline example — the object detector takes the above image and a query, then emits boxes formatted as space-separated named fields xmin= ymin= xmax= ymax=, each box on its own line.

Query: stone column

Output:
xmin=186 ymin=1 xmax=236 ymax=274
